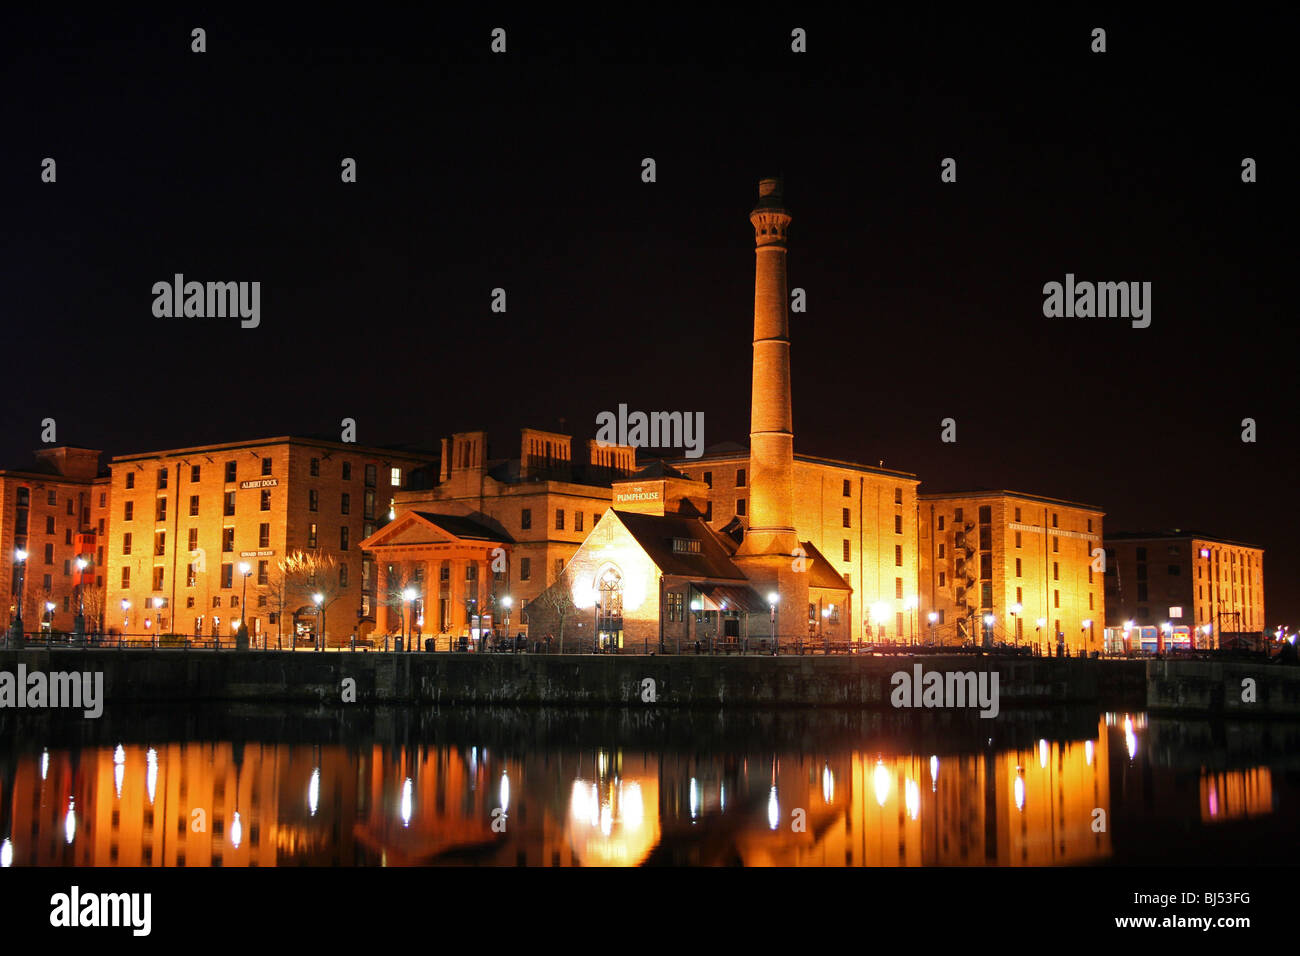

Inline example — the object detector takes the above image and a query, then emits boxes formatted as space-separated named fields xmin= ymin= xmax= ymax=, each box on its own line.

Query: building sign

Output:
xmin=240 ymin=550 xmax=275 ymax=558
xmin=1007 ymin=522 xmax=1100 ymax=542
xmin=239 ymin=478 xmax=278 ymax=489
xmin=615 ymin=485 xmax=661 ymax=503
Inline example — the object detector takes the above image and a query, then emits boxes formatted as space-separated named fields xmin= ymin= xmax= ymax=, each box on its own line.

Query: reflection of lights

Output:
xmin=146 ymin=748 xmax=158 ymax=805
xmin=1085 ymin=740 xmax=1094 ymax=766
xmin=1208 ymin=783 xmax=1218 ymax=818
xmin=905 ymin=778 xmax=920 ymax=821
xmin=929 ymin=755 xmax=939 ymax=792
xmin=114 ymin=744 xmax=126 ymax=799
xmin=40 ymin=749 xmax=48 ymax=781
xmin=231 ymin=811 xmax=242 ymax=849
xmin=623 ymin=782 xmax=644 ymax=830
xmin=600 ymin=801 xmax=612 ymax=837
xmin=500 ymin=772 xmax=510 ymax=813
xmin=873 ymin=760 xmax=890 ymax=807
xmin=0 ymin=839 xmax=11 ymax=868
xmin=689 ymin=778 xmax=698 ymax=820
xmin=1038 ymin=739 xmax=1049 ymax=769
xmin=1124 ymin=716 xmax=1138 ymax=760
xmin=65 ymin=799 xmax=76 ymax=844
xmin=589 ymin=784 xmax=599 ymax=827
xmin=822 ymin=766 xmax=834 ymax=805
xmin=1014 ymin=769 xmax=1026 ymax=812
xmin=400 ymin=778 xmax=413 ymax=828
xmin=767 ymin=786 xmax=779 ymax=830
xmin=309 ymin=768 xmax=320 ymax=816
xmin=719 ymin=783 xmax=725 ymax=812
xmin=570 ymin=780 xmax=588 ymax=820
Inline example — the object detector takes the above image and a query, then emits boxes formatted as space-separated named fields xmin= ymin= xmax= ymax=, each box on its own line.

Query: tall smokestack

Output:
xmin=734 ymin=177 xmax=807 ymax=646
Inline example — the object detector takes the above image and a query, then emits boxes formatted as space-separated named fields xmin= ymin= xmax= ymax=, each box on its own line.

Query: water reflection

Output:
xmin=0 ymin=710 xmax=1293 ymax=866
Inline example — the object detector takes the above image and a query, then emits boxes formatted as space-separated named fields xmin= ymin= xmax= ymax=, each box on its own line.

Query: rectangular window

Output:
xmin=842 ymin=508 xmax=851 ymax=528
xmin=258 ymin=523 xmax=270 ymax=548
xmin=125 ymin=473 xmax=135 ymax=490
xmin=342 ymin=462 xmax=351 ymax=481
xmin=1053 ymin=590 xmax=1060 ymax=608
xmin=1015 ymin=558 xmax=1022 ymax=577
xmin=123 ymin=532 xmax=133 ymax=555
xmin=895 ymin=544 xmax=903 ymax=566
xmin=736 ymin=498 xmax=746 ymax=516
xmin=894 ymin=514 xmax=903 ymax=534
xmin=1087 ymin=518 xmax=1093 ymax=533
xmin=221 ymin=564 xmax=233 ymax=589
xmin=703 ymin=472 xmax=712 ymax=488
xmin=575 ymin=511 xmax=584 ymax=533
xmin=123 ymin=501 xmax=133 ymax=521
xmin=978 ymin=505 xmax=991 ymax=523
xmin=191 ymin=464 xmax=201 ymax=483
xmin=894 ymin=488 xmax=903 ymax=505
xmin=1014 ymin=507 xmax=1021 ymax=522
xmin=390 ymin=467 xmax=401 ymax=487
xmin=257 ymin=560 xmax=268 ymax=585
xmin=555 ymin=509 xmax=565 ymax=530
xmin=1051 ymin=513 xmax=1059 ymax=528
xmin=340 ymin=526 xmax=349 ymax=550
xmin=152 ymin=567 xmax=164 ymax=590
xmin=261 ymin=457 xmax=272 ymax=476
xmin=521 ymin=508 xmax=532 ymax=530
xmin=1088 ymin=567 xmax=1094 ymax=584
xmin=1015 ymin=531 xmax=1022 ymax=548
xmin=736 ymin=469 xmax=746 ymax=488
xmin=339 ymin=564 xmax=349 ymax=588
xmin=310 ymin=458 xmax=320 ymax=477
xmin=309 ymin=489 xmax=319 ymax=512
xmin=158 ymin=469 xmax=168 ymax=489
xmin=363 ymin=489 xmax=375 ymax=520
xmin=842 ymin=479 xmax=851 ymax=497
xmin=1016 ymin=586 xmax=1023 ymax=603
xmin=938 ymin=571 xmax=946 ymax=587
xmin=225 ymin=461 xmax=237 ymax=483
xmin=308 ymin=523 xmax=318 ymax=548
xmin=1052 ymin=537 xmax=1059 ymax=553
xmin=222 ymin=528 xmax=234 ymax=553
xmin=843 ymin=540 xmax=851 ymax=562
xmin=188 ymin=528 xmax=198 ymax=551
xmin=260 ymin=489 xmax=271 ymax=511
xmin=1167 ymin=564 xmax=1181 ymax=575
xmin=341 ymin=493 xmax=350 ymax=515
xmin=520 ymin=558 xmax=531 ymax=581
xmin=954 ymin=508 xmax=963 ymax=523
xmin=155 ymin=498 xmax=167 ymax=521
xmin=45 ymin=515 xmax=54 ymax=534
xmin=187 ymin=563 xmax=197 ymax=587
xmin=1089 ymin=592 xmax=1094 ymax=610
xmin=938 ymin=516 xmax=945 ymax=531
xmin=155 ymin=531 xmax=166 ymax=556
xmin=224 ymin=492 xmax=235 ymax=516
xmin=365 ymin=464 xmax=377 ymax=487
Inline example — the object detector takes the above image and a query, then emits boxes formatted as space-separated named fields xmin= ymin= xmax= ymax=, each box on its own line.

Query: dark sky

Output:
xmin=1 ymin=11 xmax=1295 ymax=621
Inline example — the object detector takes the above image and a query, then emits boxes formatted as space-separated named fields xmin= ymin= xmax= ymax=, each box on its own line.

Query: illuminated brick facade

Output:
xmin=2 ymin=447 xmax=109 ymax=634
xmin=104 ymin=438 xmax=437 ymax=645
xmin=919 ymin=491 xmax=1105 ymax=655
xmin=1104 ymin=531 xmax=1265 ymax=641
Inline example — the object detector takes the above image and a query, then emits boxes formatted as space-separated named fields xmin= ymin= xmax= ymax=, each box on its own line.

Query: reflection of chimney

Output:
xmin=737 ymin=177 xmax=797 ymax=557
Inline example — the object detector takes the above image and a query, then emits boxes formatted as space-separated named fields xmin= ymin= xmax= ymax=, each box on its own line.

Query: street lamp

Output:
xmin=927 ymin=610 xmax=938 ymax=646
xmin=1008 ymin=602 xmax=1022 ymax=645
xmin=45 ymin=601 xmax=56 ymax=636
xmin=1035 ymin=617 xmax=1046 ymax=656
xmin=870 ymin=601 xmax=889 ymax=645
xmin=502 ymin=595 xmax=513 ymax=654
xmin=402 ymin=587 xmax=416 ymax=652
xmin=1081 ymin=619 xmax=1093 ymax=656
xmin=767 ymin=591 xmax=779 ymax=655
xmin=313 ymin=592 xmax=325 ymax=651
xmin=983 ymin=613 xmax=995 ymax=646
xmin=121 ymin=598 xmax=130 ymax=637
xmin=12 ymin=549 xmax=27 ymax=643
xmin=236 ymin=562 xmax=252 ymax=650
xmin=74 ymin=557 xmax=87 ymax=641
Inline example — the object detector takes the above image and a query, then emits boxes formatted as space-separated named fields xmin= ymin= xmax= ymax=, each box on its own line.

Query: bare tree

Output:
xmin=257 ymin=563 xmax=296 ymax=650
xmin=82 ymin=584 xmax=106 ymax=635
xmin=279 ymin=550 xmax=341 ymax=650
xmin=528 ymin=570 xmax=579 ymax=653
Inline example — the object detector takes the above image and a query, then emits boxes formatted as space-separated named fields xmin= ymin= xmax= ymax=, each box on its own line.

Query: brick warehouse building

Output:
xmin=918 ymin=491 xmax=1105 ymax=656
xmin=103 ymin=437 xmax=437 ymax=646
xmin=1103 ymin=531 xmax=1265 ymax=646
xmin=3 ymin=447 xmax=110 ymax=634
xmin=359 ymin=427 xmax=637 ymax=647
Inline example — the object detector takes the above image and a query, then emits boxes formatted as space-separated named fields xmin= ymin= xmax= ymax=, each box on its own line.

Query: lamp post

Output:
xmin=1035 ymin=617 xmax=1046 ymax=656
xmin=927 ymin=610 xmax=938 ymax=646
xmin=73 ymin=557 xmax=87 ymax=642
xmin=45 ymin=602 xmax=55 ymax=639
xmin=1081 ymin=619 xmax=1093 ymax=657
xmin=236 ymin=562 xmax=251 ymax=650
xmin=502 ymin=595 xmax=513 ymax=654
xmin=904 ymin=596 xmax=918 ymax=644
xmin=1009 ymin=602 xmax=1023 ymax=647
xmin=402 ymin=587 xmax=416 ymax=652
xmin=313 ymin=593 xmax=325 ymax=651
xmin=870 ymin=601 xmax=889 ymax=646
xmin=1123 ymin=620 xmax=1134 ymax=656
xmin=768 ymin=591 xmax=779 ymax=655
xmin=12 ymin=549 xmax=28 ymax=644
xmin=982 ymin=613 xmax=995 ymax=647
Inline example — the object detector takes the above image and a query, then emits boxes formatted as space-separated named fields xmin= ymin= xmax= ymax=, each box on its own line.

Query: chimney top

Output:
xmin=757 ymin=177 xmax=782 ymax=198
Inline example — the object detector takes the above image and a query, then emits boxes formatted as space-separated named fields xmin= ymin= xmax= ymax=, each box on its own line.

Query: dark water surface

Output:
xmin=1 ymin=706 xmax=1295 ymax=866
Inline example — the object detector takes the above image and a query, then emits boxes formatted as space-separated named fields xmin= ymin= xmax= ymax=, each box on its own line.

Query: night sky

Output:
xmin=1 ymin=11 xmax=1294 ymax=621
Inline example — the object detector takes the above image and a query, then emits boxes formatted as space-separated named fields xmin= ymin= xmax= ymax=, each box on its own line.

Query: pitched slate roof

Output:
xmin=613 ymin=510 xmax=747 ymax=580
xmin=410 ymin=512 xmax=509 ymax=542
